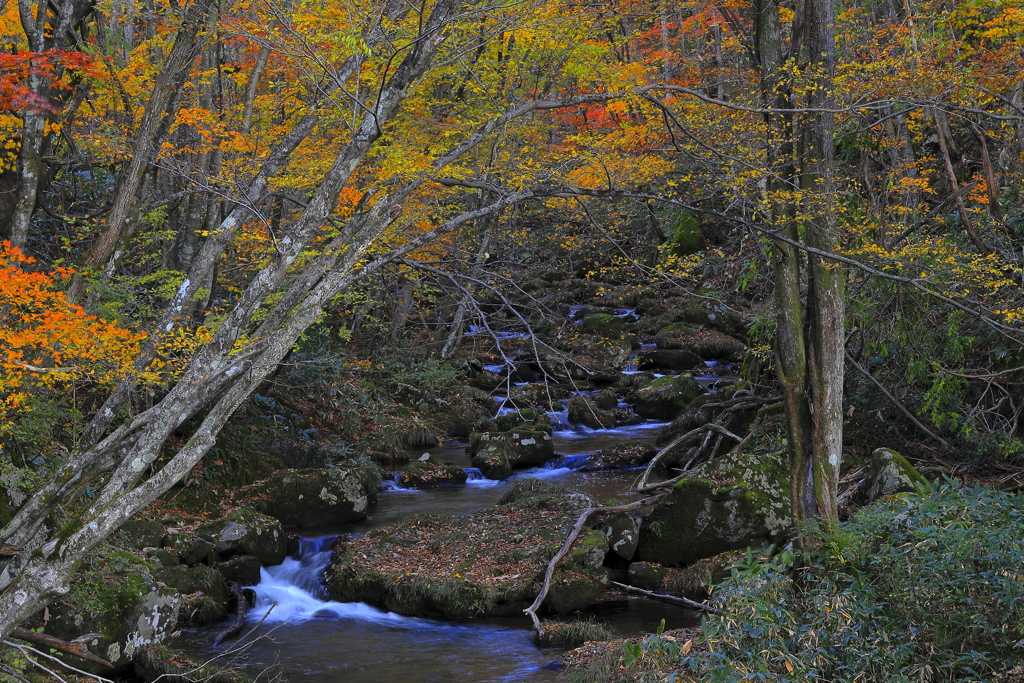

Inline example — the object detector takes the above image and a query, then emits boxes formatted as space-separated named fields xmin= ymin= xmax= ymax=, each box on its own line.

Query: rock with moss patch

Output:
xmin=469 ymin=431 xmax=555 ymax=479
xmin=632 ymin=374 xmax=704 ymax=421
xmin=637 ymin=448 xmax=792 ymax=565
xmin=162 ymin=532 xmax=213 ymax=565
xmin=325 ymin=479 xmax=606 ymax=618
xmin=582 ymin=443 xmax=658 ymax=471
xmin=178 ymin=593 xmax=228 ymax=626
xmin=495 ymin=408 xmax=553 ymax=433
xmin=196 ymin=507 xmax=286 ymax=566
xmin=238 ymin=465 xmax=378 ymax=528
xmin=567 ymin=396 xmax=613 ymax=429
xmin=582 ymin=313 xmax=626 ymax=339
xmin=116 ymin=520 xmax=166 ymax=550
xmin=627 ymin=562 xmax=669 ymax=591
xmin=155 ymin=563 xmax=228 ymax=604
xmin=540 ymin=335 xmax=632 ymax=381
xmin=216 ymin=555 xmax=263 ymax=586
xmin=399 ymin=456 xmax=469 ymax=488
xmin=603 ymin=513 xmax=640 ymax=560
xmin=40 ymin=550 xmax=180 ymax=672
xmin=862 ymin=448 xmax=927 ymax=504
xmin=636 ymin=348 xmax=702 ymax=372
xmin=135 ymin=643 xmax=251 ymax=683
xmin=594 ymin=388 xmax=619 ymax=410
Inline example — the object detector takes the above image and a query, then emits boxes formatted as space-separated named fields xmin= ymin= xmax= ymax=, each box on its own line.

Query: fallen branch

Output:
xmin=524 ymin=494 xmax=668 ymax=635
xmin=213 ymin=583 xmax=246 ymax=647
xmin=846 ymin=353 xmax=949 ymax=448
xmin=635 ymin=427 xmax=708 ymax=491
xmin=609 ymin=581 xmax=727 ymax=615
xmin=9 ymin=627 xmax=113 ymax=668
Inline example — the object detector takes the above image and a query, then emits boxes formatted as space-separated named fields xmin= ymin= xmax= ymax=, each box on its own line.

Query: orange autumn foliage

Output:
xmin=0 ymin=242 xmax=144 ymax=436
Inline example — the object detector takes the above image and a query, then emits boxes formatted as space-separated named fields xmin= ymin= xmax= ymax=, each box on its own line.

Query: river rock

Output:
xmin=594 ymin=388 xmax=619 ymax=410
xmin=154 ymin=563 xmax=228 ymax=604
xmin=581 ymin=442 xmax=658 ymax=471
xmin=195 ymin=507 xmax=286 ymax=566
xmin=636 ymin=349 xmax=702 ymax=372
xmin=40 ymin=550 xmax=180 ymax=672
xmin=654 ymin=324 xmax=744 ymax=360
xmin=115 ymin=520 xmax=166 ymax=550
xmin=134 ymin=644 xmax=252 ymax=683
xmin=540 ymin=335 xmax=632 ymax=380
xmin=215 ymin=555 xmax=263 ymax=586
xmin=567 ymin=396 xmax=613 ymax=429
xmin=399 ymin=455 xmax=469 ymax=488
xmin=325 ymin=479 xmax=607 ymax=618
xmin=495 ymin=408 xmax=553 ymax=433
xmin=861 ymin=448 xmax=927 ymax=503
xmin=632 ymin=374 xmax=704 ymax=420
xmin=582 ymin=313 xmax=626 ymax=339
xmin=239 ymin=465 xmax=377 ymax=527
xmin=162 ymin=533 xmax=213 ymax=566
xmin=469 ymin=431 xmax=555 ymax=479
xmin=627 ymin=562 xmax=669 ymax=591
xmin=603 ymin=513 xmax=640 ymax=560
xmin=637 ymin=448 xmax=792 ymax=566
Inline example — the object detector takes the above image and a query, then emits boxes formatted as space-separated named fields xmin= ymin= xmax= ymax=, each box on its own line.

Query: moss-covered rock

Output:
xmin=216 ymin=555 xmax=263 ymax=586
xmin=637 ymin=448 xmax=792 ymax=566
xmin=594 ymin=388 xmax=619 ymax=410
xmin=115 ymin=520 xmax=166 ymax=550
xmin=582 ymin=313 xmax=626 ymax=339
xmin=627 ymin=562 xmax=669 ymax=591
xmin=655 ymin=325 xmax=745 ymax=360
xmin=495 ymin=408 xmax=553 ymax=433
xmin=862 ymin=447 xmax=927 ymax=503
xmin=196 ymin=507 xmax=286 ymax=566
xmin=161 ymin=532 xmax=213 ymax=565
xmin=636 ymin=348 xmax=702 ymax=372
xmin=399 ymin=455 xmax=469 ymax=488
xmin=540 ymin=335 xmax=632 ymax=381
xmin=238 ymin=464 xmax=379 ymax=528
xmin=632 ymin=374 xmax=704 ymax=420
xmin=603 ymin=513 xmax=640 ymax=560
xmin=567 ymin=396 xmax=613 ymax=429
xmin=154 ymin=563 xmax=228 ymax=604
xmin=41 ymin=549 xmax=180 ymax=672
xmin=178 ymin=593 xmax=228 ymax=626
xmin=581 ymin=443 xmax=658 ymax=471
xmin=325 ymin=479 xmax=606 ymax=618
xmin=469 ymin=431 xmax=555 ymax=479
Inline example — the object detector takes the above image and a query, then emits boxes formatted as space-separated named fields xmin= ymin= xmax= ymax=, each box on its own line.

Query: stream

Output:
xmin=174 ymin=363 xmax=733 ymax=681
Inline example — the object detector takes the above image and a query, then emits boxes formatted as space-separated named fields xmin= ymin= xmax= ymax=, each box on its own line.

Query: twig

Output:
xmin=609 ymin=581 xmax=727 ymax=615
xmin=4 ymin=640 xmax=116 ymax=683
xmin=524 ymin=495 xmax=668 ymax=635
xmin=846 ymin=353 xmax=949 ymax=448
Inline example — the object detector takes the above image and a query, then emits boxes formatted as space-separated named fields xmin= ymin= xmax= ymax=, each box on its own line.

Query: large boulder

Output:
xmin=582 ymin=313 xmax=626 ymax=339
xmin=654 ymin=324 xmax=745 ymax=360
xmin=567 ymin=396 xmax=613 ymax=429
xmin=637 ymin=448 xmax=792 ymax=566
xmin=115 ymin=520 xmax=166 ymax=550
xmin=603 ymin=513 xmax=640 ymax=560
xmin=469 ymin=431 xmax=555 ymax=479
xmin=540 ymin=335 xmax=632 ymax=381
xmin=399 ymin=455 xmax=469 ymax=488
xmin=861 ymin=448 xmax=927 ymax=504
xmin=325 ymin=479 xmax=606 ymax=618
xmin=636 ymin=349 xmax=702 ymax=372
xmin=581 ymin=443 xmax=658 ymax=471
xmin=632 ymin=374 xmax=704 ymax=420
xmin=238 ymin=464 xmax=378 ymax=527
xmin=40 ymin=550 xmax=179 ymax=672
xmin=195 ymin=507 xmax=286 ymax=566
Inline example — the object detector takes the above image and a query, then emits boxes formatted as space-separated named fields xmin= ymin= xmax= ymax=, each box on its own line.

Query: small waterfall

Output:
xmin=251 ymin=537 xmax=423 ymax=625
xmin=463 ymin=468 xmax=502 ymax=487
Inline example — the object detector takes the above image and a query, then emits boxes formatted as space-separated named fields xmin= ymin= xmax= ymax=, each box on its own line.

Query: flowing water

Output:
xmin=174 ymin=364 xmax=737 ymax=681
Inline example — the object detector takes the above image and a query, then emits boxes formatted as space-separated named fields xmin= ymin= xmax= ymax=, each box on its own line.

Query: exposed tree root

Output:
xmin=213 ymin=583 xmax=246 ymax=647
xmin=524 ymin=494 xmax=668 ymax=636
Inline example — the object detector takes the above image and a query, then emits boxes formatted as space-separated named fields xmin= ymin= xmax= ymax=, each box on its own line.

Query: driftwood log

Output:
xmin=8 ymin=627 xmax=114 ymax=668
xmin=609 ymin=581 xmax=726 ymax=615
xmin=524 ymin=493 xmax=668 ymax=635
xmin=213 ymin=583 xmax=246 ymax=647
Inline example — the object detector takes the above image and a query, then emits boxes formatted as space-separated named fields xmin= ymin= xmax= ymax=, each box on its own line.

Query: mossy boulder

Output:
xmin=594 ymin=388 xmax=619 ymax=410
xmin=399 ymin=455 xmax=469 ymax=488
xmin=161 ymin=533 xmax=213 ymax=565
xmin=154 ymin=563 xmax=228 ymax=604
xmin=862 ymin=448 xmax=927 ymax=504
xmin=325 ymin=479 xmax=605 ymax=618
xmin=667 ymin=212 xmax=704 ymax=256
xmin=41 ymin=550 xmax=180 ymax=672
xmin=632 ymin=374 xmax=704 ymax=420
xmin=567 ymin=396 xmax=613 ymax=429
xmin=603 ymin=513 xmax=640 ymax=560
xmin=115 ymin=520 xmax=166 ymax=550
xmin=581 ymin=443 xmax=658 ymax=471
xmin=495 ymin=408 xmax=553 ymax=433
xmin=627 ymin=562 xmax=669 ymax=591
xmin=582 ymin=313 xmax=626 ymax=339
xmin=178 ymin=593 xmax=228 ymax=626
xmin=215 ymin=555 xmax=263 ymax=586
xmin=469 ymin=431 xmax=555 ymax=479
xmin=238 ymin=464 xmax=378 ymax=528
xmin=540 ymin=335 xmax=632 ymax=380
xmin=637 ymin=448 xmax=792 ymax=566
xmin=636 ymin=348 xmax=702 ymax=372
xmin=196 ymin=507 xmax=286 ymax=566
xmin=655 ymin=323 xmax=745 ymax=360
xmin=135 ymin=644 xmax=252 ymax=683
